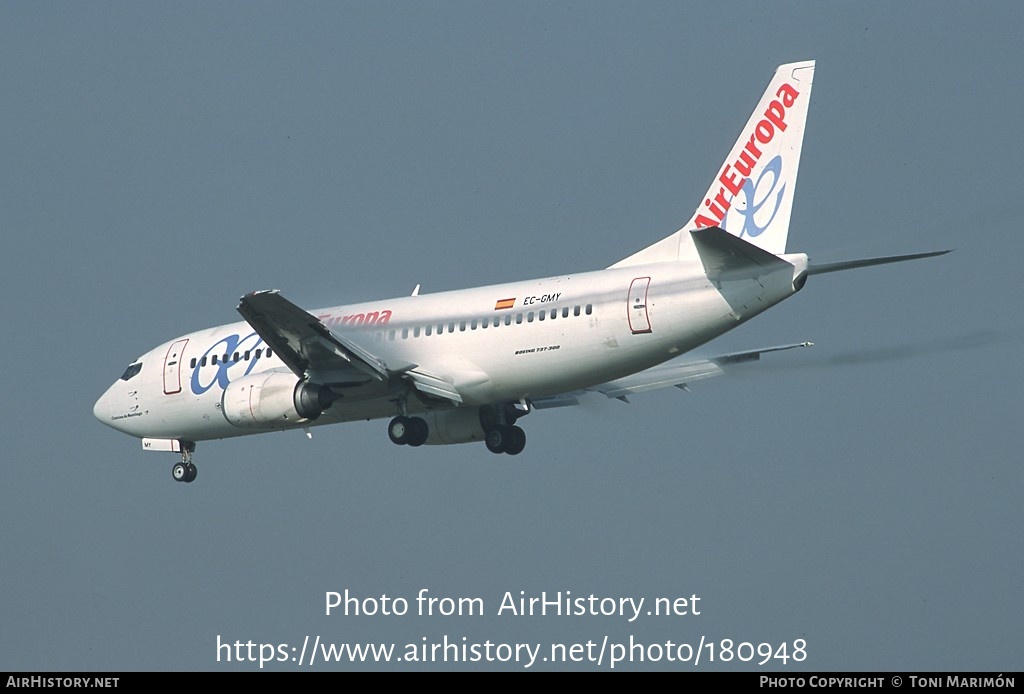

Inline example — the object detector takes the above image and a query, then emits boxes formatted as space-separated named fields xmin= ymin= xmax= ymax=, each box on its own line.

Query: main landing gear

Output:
xmin=171 ymin=442 xmax=197 ymax=483
xmin=386 ymin=400 xmax=529 ymax=456
xmin=388 ymin=415 xmax=429 ymax=447
xmin=387 ymin=414 xmax=526 ymax=455
xmin=485 ymin=425 xmax=526 ymax=456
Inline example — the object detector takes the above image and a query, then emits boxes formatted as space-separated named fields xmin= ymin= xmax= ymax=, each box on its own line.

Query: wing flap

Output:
xmin=529 ymin=394 xmax=581 ymax=410
xmin=404 ymin=369 xmax=464 ymax=404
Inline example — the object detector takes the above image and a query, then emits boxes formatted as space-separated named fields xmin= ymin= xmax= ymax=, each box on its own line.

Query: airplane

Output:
xmin=93 ymin=60 xmax=950 ymax=483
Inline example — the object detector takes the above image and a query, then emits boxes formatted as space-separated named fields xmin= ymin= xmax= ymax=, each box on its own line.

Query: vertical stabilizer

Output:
xmin=611 ymin=60 xmax=815 ymax=268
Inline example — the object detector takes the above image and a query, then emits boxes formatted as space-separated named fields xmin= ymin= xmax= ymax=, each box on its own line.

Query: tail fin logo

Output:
xmin=607 ymin=60 xmax=813 ymax=269
xmin=694 ymin=82 xmax=802 ymax=230
xmin=730 ymin=154 xmax=785 ymax=239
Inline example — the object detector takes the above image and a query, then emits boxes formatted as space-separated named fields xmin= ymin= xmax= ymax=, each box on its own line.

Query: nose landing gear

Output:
xmin=170 ymin=442 xmax=197 ymax=483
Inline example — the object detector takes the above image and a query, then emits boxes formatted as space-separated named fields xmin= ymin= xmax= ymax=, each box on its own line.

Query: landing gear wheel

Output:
xmin=504 ymin=426 xmax=526 ymax=456
xmin=406 ymin=417 xmax=429 ymax=447
xmin=172 ymin=461 xmax=198 ymax=482
xmin=388 ymin=416 xmax=412 ymax=445
xmin=170 ymin=441 xmax=197 ymax=483
xmin=485 ymin=425 xmax=527 ymax=455
xmin=485 ymin=426 xmax=508 ymax=454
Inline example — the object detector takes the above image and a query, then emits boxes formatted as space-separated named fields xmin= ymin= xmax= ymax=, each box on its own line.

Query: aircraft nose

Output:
xmin=94 ymin=387 xmax=111 ymax=422
xmin=93 ymin=383 xmax=121 ymax=429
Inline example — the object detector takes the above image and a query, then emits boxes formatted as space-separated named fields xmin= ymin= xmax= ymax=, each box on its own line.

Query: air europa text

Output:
xmin=694 ymin=81 xmax=802 ymax=228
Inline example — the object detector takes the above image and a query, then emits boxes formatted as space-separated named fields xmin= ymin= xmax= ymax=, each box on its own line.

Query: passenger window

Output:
xmin=414 ymin=326 xmax=421 ymax=337
xmin=551 ymin=308 xmax=557 ymax=319
xmin=586 ymin=304 xmax=593 ymax=315
xmin=402 ymin=328 xmax=409 ymax=339
xmin=201 ymin=356 xmax=207 ymax=367
xmin=494 ymin=316 xmax=501 ymax=327
xmin=471 ymin=319 xmax=478 ymax=329
xmin=190 ymin=358 xmax=196 ymax=368
xmin=212 ymin=355 xmax=219 ymax=365
xmin=538 ymin=311 xmax=545 ymax=321
xmin=504 ymin=315 xmax=512 ymax=326
xmin=527 ymin=312 xmax=534 ymax=322
xmin=515 ymin=313 xmax=523 ymax=325
xmin=562 ymin=307 xmax=569 ymax=318
xmin=233 ymin=352 xmax=240 ymax=362
xmin=574 ymin=305 xmax=581 ymax=317
xmin=267 ymin=349 xmax=273 ymax=358
xmin=426 ymin=325 xmax=433 ymax=336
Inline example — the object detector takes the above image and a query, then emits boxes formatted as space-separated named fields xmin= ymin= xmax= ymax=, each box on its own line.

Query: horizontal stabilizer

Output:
xmin=691 ymin=226 xmax=793 ymax=282
xmin=806 ymin=250 xmax=952 ymax=275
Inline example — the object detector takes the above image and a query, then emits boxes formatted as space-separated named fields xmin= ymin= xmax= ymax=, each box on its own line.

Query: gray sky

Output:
xmin=2 ymin=1 xmax=1020 ymax=672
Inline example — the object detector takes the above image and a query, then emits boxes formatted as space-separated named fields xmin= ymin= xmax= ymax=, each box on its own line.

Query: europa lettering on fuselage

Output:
xmin=694 ymin=81 xmax=801 ymax=232
xmin=319 ymin=310 xmax=393 ymax=328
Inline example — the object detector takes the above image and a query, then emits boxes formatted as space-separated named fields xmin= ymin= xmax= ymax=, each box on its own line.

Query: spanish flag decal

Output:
xmin=494 ymin=297 xmax=516 ymax=310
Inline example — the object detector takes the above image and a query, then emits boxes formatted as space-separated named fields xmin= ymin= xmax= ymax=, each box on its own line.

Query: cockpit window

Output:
xmin=120 ymin=362 xmax=142 ymax=381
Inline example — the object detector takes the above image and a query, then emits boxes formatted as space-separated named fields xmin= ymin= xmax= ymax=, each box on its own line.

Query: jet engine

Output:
xmin=222 ymin=371 xmax=338 ymax=428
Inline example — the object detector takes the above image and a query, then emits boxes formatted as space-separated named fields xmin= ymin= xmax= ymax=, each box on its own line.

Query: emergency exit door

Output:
xmin=628 ymin=277 xmax=652 ymax=334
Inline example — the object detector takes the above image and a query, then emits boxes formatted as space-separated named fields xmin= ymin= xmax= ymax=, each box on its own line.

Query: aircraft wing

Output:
xmin=531 ymin=342 xmax=813 ymax=408
xmin=237 ymin=290 xmax=467 ymax=404
xmin=237 ymin=290 xmax=394 ymax=385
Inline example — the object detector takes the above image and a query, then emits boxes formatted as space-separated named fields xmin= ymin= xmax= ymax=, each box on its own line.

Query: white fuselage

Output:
xmin=94 ymin=256 xmax=803 ymax=444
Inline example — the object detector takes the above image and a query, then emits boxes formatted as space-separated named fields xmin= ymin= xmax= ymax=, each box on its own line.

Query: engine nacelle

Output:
xmin=422 ymin=407 xmax=488 ymax=445
xmin=222 ymin=371 xmax=337 ymax=428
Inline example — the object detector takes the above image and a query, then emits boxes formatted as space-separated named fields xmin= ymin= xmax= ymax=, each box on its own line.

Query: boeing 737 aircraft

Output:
xmin=94 ymin=61 xmax=948 ymax=482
